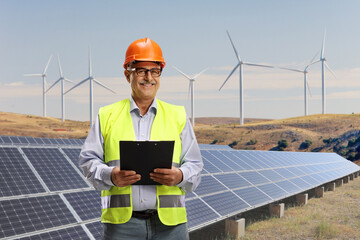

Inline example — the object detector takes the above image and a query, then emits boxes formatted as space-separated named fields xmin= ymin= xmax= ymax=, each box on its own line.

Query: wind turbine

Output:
xmin=64 ymin=47 xmax=116 ymax=125
xmin=319 ymin=31 xmax=336 ymax=114
xmin=46 ymin=55 xmax=76 ymax=122
xmin=24 ymin=55 xmax=53 ymax=117
xmin=219 ymin=31 xmax=275 ymax=125
xmin=278 ymin=53 xmax=320 ymax=116
xmin=172 ymin=66 xmax=208 ymax=126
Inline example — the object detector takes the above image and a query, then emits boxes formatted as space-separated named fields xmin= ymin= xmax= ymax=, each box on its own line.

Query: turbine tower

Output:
xmin=65 ymin=47 xmax=116 ymax=126
xmin=319 ymin=31 xmax=335 ymax=114
xmin=219 ymin=31 xmax=274 ymax=125
xmin=279 ymin=53 xmax=320 ymax=116
xmin=24 ymin=55 xmax=53 ymax=117
xmin=172 ymin=66 xmax=208 ymax=126
xmin=46 ymin=55 xmax=76 ymax=122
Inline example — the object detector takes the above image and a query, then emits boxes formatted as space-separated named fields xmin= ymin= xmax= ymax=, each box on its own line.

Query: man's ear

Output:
xmin=124 ymin=70 xmax=131 ymax=83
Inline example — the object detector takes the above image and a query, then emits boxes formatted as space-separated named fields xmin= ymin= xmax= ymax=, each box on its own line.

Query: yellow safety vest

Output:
xmin=99 ymin=98 xmax=187 ymax=226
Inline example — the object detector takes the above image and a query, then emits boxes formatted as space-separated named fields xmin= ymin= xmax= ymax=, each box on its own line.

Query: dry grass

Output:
xmin=241 ymin=178 xmax=360 ymax=240
xmin=0 ymin=111 xmax=89 ymax=139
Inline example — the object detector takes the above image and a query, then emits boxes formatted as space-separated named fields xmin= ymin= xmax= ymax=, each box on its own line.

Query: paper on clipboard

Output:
xmin=119 ymin=140 xmax=174 ymax=185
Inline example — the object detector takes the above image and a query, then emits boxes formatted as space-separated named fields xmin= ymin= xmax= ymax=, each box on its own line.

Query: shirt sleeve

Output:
xmin=177 ymin=118 xmax=203 ymax=193
xmin=78 ymin=115 xmax=115 ymax=190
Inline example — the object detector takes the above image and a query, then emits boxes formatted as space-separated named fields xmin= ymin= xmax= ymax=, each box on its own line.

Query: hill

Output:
xmin=1 ymin=111 xmax=360 ymax=162
xmin=195 ymin=114 xmax=360 ymax=162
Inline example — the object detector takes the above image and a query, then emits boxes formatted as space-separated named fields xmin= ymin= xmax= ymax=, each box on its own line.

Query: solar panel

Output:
xmin=0 ymin=135 xmax=84 ymax=146
xmin=64 ymin=190 xmax=101 ymax=221
xmin=0 ymin=147 xmax=45 ymax=197
xmin=0 ymin=195 xmax=77 ymax=239
xmin=1 ymin=138 xmax=359 ymax=237
xmin=22 ymin=148 xmax=89 ymax=191
xmin=18 ymin=226 xmax=90 ymax=240
xmin=214 ymin=173 xmax=251 ymax=189
xmin=186 ymin=198 xmax=219 ymax=229
xmin=184 ymin=147 xmax=360 ymax=231
xmin=198 ymin=144 xmax=232 ymax=150
xmin=86 ymin=221 xmax=103 ymax=240
xmin=202 ymin=191 xmax=249 ymax=216
xmin=62 ymin=148 xmax=82 ymax=170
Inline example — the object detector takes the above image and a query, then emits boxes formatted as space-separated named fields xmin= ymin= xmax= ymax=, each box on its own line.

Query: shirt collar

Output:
xmin=129 ymin=96 xmax=157 ymax=116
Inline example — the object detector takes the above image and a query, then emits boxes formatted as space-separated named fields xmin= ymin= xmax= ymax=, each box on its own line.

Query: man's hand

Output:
xmin=150 ymin=166 xmax=183 ymax=186
xmin=111 ymin=167 xmax=141 ymax=187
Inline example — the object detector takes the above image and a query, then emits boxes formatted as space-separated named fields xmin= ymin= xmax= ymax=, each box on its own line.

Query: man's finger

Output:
xmin=118 ymin=170 xmax=137 ymax=176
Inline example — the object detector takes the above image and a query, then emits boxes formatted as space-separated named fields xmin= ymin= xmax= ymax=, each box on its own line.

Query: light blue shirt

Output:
xmin=79 ymin=97 xmax=203 ymax=211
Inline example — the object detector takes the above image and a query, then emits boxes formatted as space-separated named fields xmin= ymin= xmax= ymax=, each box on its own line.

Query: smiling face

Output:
xmin=124 ymin=61 xmax=161 ymax=103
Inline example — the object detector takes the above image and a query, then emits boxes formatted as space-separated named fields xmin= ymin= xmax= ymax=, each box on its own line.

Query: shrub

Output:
xmin=348 ymin=138 xmax=356 ymax=147
xmin=277 ymin=139 xmax=288 ymax=151
xmin=299 ymin=139 xmax=312 ymax=149
xmin=323 ymin=138 xmax=333 ymax=144
xmin=228 ymin=140 xmax=238 ymax=148
xmin=210 ymin=139 xmax=218 ymax=145
xmin=246 ymin=139 xmax=258 ymax=145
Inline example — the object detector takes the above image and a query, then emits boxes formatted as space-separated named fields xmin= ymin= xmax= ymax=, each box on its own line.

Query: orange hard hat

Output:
xmin=123 ymin=38 xmax=166 ymax=69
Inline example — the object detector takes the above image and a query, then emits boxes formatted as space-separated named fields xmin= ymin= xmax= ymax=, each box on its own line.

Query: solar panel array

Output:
xmin=1 ymin=135 xmax=359 ymax=239
xmin=187 ymin=149 xmax=360 ymax=231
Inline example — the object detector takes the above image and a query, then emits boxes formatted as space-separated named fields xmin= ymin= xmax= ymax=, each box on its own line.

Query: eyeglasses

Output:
xmin=129 ymin=68 xmax=162 ymax=77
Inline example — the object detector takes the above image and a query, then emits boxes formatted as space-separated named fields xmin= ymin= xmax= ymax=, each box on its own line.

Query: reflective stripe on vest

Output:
xmin=102 ymin=194 xmax=131 ymax=208
xmin=159 ymin=195 xmax=185 ymax=208
xmin=99 ymin=99 xmax=187 ymax=226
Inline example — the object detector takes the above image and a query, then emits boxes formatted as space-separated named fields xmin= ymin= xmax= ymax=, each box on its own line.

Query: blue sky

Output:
xmin=1 ymin=1 xmax=360 ymax=122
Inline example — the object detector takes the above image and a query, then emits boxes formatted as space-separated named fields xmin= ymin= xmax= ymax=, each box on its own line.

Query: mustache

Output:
xmin=139 ymin=80 xmax=156 ymax=85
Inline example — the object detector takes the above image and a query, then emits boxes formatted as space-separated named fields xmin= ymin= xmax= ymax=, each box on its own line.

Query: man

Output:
xmin=79 ymin=38 xmax=203 ymax=240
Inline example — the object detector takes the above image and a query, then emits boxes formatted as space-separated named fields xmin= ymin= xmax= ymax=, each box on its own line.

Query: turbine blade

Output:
xmin=172 ymin=66 xmax=191 ymax=80
xmin=89 ymin=46 xmax=92 ymax=77
xmin=64 ymin=78 xmax=76 ymax=84
xmin=193 ymin=67 xmax=209 ymax=79
xmin=310 ymin=51 xmax=319 ymax=63
xmin=321 ymin=30 xmax=326 ymax=59
xmin=219 ymin=63 xmax=240 ymax=91
xmin=226 ymin=30 xmax=241 ymax=63
xmin=324 ymin=62 xmax=336 ymax=78
xmin=306 ymin=79 xmax=312 ymax=97
xmin=43 ymin=55 xmax=53 ymax=74
xmin=24 ymin=74 xmax=42 ymax=77
xmin=46 ymin=78 xmax=61 ymax=93
xmin=244 ymin=62 xmax=274 ymax=69
xmin=57 ymin=54 xmax=63 ymax=77
xmin=93 ymin=78 xmax=116 ymax=94
xmin=305 ymin=59 xmax=321 ymax=71
xmin=64 ymin=77 xmax=90 ymax=94
xmin=278 ymin=66 xmax=303 ymax=73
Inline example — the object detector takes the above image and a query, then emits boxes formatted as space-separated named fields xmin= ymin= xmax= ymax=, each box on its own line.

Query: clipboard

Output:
xmin=119 ymin=140 xmax=174 ymax=185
